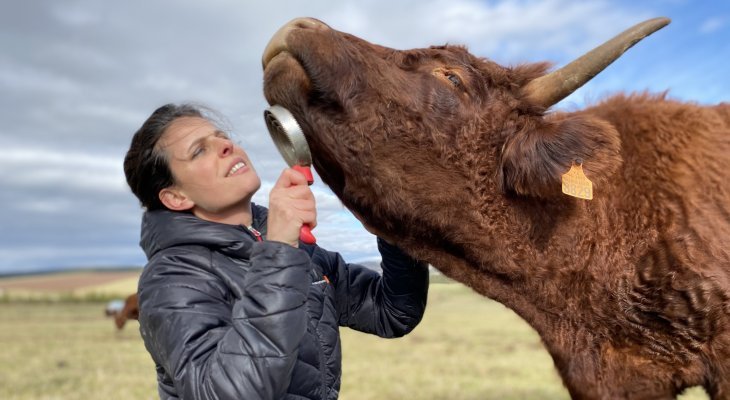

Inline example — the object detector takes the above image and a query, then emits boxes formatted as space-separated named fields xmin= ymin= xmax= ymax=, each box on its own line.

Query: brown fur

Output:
xmin=263 ymin=19 xmax=730 ymax=399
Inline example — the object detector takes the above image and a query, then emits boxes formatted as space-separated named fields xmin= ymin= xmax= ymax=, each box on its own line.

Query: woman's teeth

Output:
xmin=228 ymin=161 xmax=246 ymax=176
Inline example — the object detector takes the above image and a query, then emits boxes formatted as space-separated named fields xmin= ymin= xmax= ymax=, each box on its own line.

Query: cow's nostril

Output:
xmin=292 ymin=17 xmax=329 ymax=31
xmin=263 ymin=18 xmax=330 ymax=69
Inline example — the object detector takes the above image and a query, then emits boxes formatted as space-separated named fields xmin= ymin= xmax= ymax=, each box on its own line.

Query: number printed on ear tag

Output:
xmin=561 ymin=161 xmax=593 ymax=200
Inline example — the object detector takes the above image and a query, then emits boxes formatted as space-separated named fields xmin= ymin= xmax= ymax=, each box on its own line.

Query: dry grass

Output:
xmin=343 ymin=284 xmax=708 ymax=400
xmin=0 ymin=280 xmax=710 ymax=399
xmin=0 ymin=303 xmax=156 ymax=400
xmin=341 ymin=283 xmax=568 ymax=400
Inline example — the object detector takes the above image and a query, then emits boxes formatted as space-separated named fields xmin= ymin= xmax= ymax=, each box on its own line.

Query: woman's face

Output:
xmin=157 ymin=116 xmax=261 ymax=218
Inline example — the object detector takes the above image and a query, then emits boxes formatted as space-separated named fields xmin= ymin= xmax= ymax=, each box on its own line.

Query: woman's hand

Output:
xmin=267 ymin=168 xmax=317 ymax=247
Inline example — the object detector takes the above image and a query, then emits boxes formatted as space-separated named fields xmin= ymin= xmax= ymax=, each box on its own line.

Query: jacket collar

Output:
xmin=139 ymin=204 xmax=268 ymax=260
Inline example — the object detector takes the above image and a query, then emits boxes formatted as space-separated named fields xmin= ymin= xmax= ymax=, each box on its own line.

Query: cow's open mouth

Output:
xmin=263 ymin=49 xmax=308 ymax=82
xmin=262 ymin=48 xmax=316 ymax=116
xmin=263 ymin=44 xmax=317 ymax=113
xmin=262 ymin=46 xmax=300 ymax=73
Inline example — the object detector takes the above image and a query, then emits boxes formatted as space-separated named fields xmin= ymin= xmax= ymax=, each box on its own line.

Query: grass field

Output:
xmin=0 ymin=274 xmax=710 ymax=399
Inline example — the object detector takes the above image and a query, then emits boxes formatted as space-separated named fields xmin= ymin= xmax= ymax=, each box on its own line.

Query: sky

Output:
xmin=0 ymin=0 xmax=728 ymax=274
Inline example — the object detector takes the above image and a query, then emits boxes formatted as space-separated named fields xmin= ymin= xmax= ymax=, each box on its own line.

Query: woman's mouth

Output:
xmin=226 ymin=160 xmax=247 ymax=177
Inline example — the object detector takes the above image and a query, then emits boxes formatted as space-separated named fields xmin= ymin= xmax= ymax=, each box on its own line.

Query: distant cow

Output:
xmin=262 ymin=17 xmax=730 ymax=399
xmin=105 ymin=293 xmax=138 ymax=330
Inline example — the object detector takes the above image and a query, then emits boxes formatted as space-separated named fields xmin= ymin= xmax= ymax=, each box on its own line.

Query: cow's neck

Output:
xmin=408 ymin=193 xmax=622 ymax=337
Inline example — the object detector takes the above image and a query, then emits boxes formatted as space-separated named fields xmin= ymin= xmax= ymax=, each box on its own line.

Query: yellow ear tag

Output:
xmin=561 ymin=161 xmax=593 ymax=200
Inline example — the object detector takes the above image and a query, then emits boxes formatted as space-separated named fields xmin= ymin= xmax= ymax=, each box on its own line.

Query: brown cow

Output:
xmin=262 ymin=17 xmax=730 ymax=399
xmin=106 ymin=293 xmax=139 ymax=330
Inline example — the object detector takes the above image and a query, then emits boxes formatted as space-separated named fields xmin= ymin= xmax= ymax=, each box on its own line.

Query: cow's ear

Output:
xmin=498 ymin=114 xmax=622 ymax=198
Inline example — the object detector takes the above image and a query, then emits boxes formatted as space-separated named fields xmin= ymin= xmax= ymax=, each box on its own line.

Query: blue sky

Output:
xmin=0 ymin=0 xmax=728 ymax=274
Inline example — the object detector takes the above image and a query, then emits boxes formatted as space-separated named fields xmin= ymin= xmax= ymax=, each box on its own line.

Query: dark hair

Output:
xmin=124 ymin=103 xmax=204 ymax=210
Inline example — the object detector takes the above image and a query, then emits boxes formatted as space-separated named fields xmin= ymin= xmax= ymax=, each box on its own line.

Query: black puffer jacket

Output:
xmin=137 ymin=205 xmax=429 ymax=400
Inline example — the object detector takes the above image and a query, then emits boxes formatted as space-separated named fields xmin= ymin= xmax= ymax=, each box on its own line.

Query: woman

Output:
xmin=123 ymin=103 xmax=429 ymax=400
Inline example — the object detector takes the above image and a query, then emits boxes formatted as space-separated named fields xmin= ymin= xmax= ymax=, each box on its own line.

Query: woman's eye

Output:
xmin=192 ymin=147 xmax=205 ymax=158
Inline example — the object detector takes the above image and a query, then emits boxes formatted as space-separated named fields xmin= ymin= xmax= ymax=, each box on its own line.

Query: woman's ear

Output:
xmin=159 ymin=187 xmax=194 ymax=211
xmin=498 ymin=114 xmax=623 ymax=198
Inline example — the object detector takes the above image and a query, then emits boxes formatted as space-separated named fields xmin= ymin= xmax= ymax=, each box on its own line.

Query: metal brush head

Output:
xmin=264 ymin=105 xmax=312 ymax=168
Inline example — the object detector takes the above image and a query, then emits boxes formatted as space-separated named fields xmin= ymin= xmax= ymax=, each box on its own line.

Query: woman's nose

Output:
xmin=218 ymin=139 xmax=233 ymax=157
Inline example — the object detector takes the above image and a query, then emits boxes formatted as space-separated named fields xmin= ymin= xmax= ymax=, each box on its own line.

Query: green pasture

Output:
xmin=0 ymin=281 xmax=709 ymax=399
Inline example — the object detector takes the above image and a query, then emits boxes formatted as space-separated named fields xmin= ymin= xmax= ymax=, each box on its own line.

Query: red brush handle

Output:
xmin=292 ymin=165 xmax=314 ymax=185
xmin=299 ymin=224 xmax=316 ymax=245
xmin=292 ymin=165 xmax=316 ymax=244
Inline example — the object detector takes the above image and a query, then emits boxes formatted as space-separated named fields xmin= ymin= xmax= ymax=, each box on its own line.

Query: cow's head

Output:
xmin=262 ymin=18 xmax=668 ymax=242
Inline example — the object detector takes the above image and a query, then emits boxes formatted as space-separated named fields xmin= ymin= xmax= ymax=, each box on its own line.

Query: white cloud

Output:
xmin=0 ymin=65 xmax=80 ymax=94
xmin=0 ymin=144 xmax=126 ymax=194
xmin=699 ymin=16 xmax=727 ymax=34
xmin=0 ymin=0 xmax=726 ymax=273
xmin=309 ymin=0 xmax=651 ymax=62
xmin=50 ymin=3 xmax=102 ymax=27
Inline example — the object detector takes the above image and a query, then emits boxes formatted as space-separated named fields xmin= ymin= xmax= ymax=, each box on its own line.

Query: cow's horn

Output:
xmin=525 ymin=17 xmax=670 ymax=108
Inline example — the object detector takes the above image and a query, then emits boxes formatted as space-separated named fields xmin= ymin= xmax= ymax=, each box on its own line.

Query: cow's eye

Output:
xmin=446 ymin=72 xmax=462 ymax=87
xmin=432 ymin=67 xmax=465 ymax=91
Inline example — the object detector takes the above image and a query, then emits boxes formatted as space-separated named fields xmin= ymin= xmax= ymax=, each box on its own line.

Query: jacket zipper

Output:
xmin=248 ymin=223 xmax=328 ymax=395
xmin=246 ymin=226 xmax=263 ymax=242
